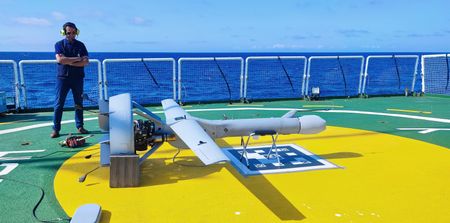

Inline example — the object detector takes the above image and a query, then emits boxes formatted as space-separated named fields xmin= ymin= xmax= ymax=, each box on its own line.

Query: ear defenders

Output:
xmin=60 ymin=22 xmax=80 ymax=36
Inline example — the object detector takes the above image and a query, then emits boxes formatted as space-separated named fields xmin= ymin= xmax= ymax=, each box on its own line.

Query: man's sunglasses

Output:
xmin=66 ymin=32 xmax=76 ymax=35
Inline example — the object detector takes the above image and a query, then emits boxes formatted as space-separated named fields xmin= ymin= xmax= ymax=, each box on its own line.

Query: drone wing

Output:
xmin=161 ymin=99 xmax=192 ymax=125
xmin=170 ymin=119 xmax=229 ymax=165
xmin=162 ymin=99 xmax=229 ymax=165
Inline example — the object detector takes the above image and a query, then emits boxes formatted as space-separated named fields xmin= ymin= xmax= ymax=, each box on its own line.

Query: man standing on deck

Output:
xmin=51 ymin=22 xmax=89 ymax=138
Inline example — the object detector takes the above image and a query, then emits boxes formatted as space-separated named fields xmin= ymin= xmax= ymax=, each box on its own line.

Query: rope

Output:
xmin=392 ymin=55 xmax=401 ymax=89
xmin=445 ymin=54 xmax=449 ymax=90
xmin=337 ymin=56 xmax=348 ymax=96
xmin=213 ymin=57 xmax=232 ymax=104
xmin=277 ymin=56 xmax=295 ymax=92
xmin=141 ymin=58 xmax=160 ymax=87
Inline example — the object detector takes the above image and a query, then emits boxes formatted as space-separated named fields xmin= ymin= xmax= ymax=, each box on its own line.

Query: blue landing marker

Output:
xmin=224 ymin=144 xmax=339 ymax=176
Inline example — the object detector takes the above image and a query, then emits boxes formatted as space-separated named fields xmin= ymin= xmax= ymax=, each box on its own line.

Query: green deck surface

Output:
xmin=0 ymin=96 xmax=448 ymax=222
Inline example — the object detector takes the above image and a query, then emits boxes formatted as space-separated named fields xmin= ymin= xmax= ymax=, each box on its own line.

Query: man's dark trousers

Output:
xmin=53 ymin=76 xmax=84 ymax=132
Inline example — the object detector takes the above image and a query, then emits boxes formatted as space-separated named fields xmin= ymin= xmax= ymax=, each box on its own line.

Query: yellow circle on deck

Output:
xmin=55 ymin=126 xmax=450 ymax=223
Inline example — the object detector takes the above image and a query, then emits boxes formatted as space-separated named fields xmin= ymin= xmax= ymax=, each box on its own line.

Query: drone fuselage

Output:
xmin=166 ymin=115 xmax=326 ymax=149
xmin=195 ymin=115 xmax=325 ymax=138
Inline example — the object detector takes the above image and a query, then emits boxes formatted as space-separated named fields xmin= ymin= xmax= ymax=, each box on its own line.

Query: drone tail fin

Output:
xmin=281 ymin=110 xmax=298 ymax=118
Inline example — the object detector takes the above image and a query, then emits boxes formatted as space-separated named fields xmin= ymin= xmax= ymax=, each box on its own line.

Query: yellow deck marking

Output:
xmin=302 ymin=105 xmax=343 ymax=108
xmin=387 ymin=108 xmax=432 ymax=114
xmin=55 ymin=126 xmax=450 ymax=223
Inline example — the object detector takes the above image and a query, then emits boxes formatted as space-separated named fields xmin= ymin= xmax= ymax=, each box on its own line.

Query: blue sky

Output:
xmin=0 ymin=0 xmax=449 ymax=52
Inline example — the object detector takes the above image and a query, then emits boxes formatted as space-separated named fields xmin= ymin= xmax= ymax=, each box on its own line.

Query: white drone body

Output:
xmin=100 ymin=93 xmax=326 ymax=166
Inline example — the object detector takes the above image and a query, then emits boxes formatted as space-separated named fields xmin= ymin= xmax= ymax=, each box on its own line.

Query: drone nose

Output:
xmin=298 ymin=115 xmax=326 ymax=134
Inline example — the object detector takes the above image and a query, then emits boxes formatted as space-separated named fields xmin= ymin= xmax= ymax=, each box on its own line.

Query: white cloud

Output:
xmin=51 ymin=11 xmax=66 ymax=21
xmin=362 ymin=44 xmax=381 ymax=49
xmin=134 ymin=17 xmax=145 ymax=24
xmin=272 ymin=43 xmax=306 ymax=49
xmin=13 ymin=17 xmax=51 ymax=26
xmin=132 ymin=16 xmax=151 ymax=26
xmin=272 ymin=43 xmax=286 ymax=49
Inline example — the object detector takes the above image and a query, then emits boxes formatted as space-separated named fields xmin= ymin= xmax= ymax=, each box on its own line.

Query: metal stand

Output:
xmin=265 ymin=133 xmax=280 ymax=164
xmin=239 ymin=132 xmax=280 ymax=167
xmin=239 ymin=133 xmax=255 ymax=167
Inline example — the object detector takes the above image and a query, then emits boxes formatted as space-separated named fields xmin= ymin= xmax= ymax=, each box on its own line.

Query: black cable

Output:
xmin=213 ymin=57 xmax=232 ymax=104
xmin=141 ymin=58 xmax=160 ymax=87
xmin=79 ymin=166 xmax=101 ymax=183
xmin=172 ymin=148 xmax=205 ymax=167
xmin=445 ymin=54 xmax=449 ymax=90
xmin=392 ymin=55 xmax=401 ymax=89
xmin=337 ymin=56 xmax=348 ymax=96
xmin=0 ymin=177 xmax=71 ymax=223
xmin=277 ymin=56 xmax=295 ymax=92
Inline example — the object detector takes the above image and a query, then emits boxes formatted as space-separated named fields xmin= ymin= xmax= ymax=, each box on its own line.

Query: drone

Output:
xmin=97 ymin=93 xmax=326 ymax=186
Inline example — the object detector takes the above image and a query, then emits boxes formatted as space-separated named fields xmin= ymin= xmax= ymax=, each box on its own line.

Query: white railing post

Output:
xmin=102 ymin=59 xmax=108 ymax=99
xmin=420 ymin=55 xmax=426 ymax=93
xmin=244 ymin=57 xmax=250 ymax=100
xmin=240 ymin=57 xmax=245 ymax=101
xmin=305 ymin=57 xmax=312 ymax=96
xmin=177 ymin=58 xmax=182 ymax=103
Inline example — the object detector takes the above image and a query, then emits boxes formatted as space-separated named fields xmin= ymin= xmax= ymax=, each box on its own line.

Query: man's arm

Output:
xmin=55 ymin=54 xmax=89 ymax=67
xmin=70 ymin=56 xmax=89 ymax=67
xmin=56 ymin=53 xmax=82 ymax=65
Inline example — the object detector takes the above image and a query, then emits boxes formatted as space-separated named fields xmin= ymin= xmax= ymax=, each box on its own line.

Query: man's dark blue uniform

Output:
xmin=51 ymin=22 xmax=89 ymax=138
xmin=55 ymin=39 xmax=88 ymax=79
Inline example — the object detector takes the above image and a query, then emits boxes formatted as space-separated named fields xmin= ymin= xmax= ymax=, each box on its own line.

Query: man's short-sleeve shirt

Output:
xmin=55 ymin=39 xmax=88 ymax=79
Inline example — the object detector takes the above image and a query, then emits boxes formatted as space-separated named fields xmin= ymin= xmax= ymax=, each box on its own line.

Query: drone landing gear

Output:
xmin=239 ymin=133 xmax=254 ymax=167
xmin=239 ymin=131 xmax=280 ymax=167
xmin=265 ymin=133 xmax=280 ymax=164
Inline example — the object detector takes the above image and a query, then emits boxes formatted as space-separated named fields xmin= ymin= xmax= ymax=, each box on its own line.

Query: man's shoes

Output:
xmin=50 ymin=131 xmax=60 ymax=138
xmin=77 ymin=127 xmax=89 ymax=134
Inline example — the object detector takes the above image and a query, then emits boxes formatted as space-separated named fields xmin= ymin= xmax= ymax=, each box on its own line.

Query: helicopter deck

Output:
xmin=1 ymin=96 xmax=449 ymax=222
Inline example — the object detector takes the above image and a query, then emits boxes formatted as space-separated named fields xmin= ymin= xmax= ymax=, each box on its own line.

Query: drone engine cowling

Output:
xmin=298 ymin=115 xmax=326 ymax=134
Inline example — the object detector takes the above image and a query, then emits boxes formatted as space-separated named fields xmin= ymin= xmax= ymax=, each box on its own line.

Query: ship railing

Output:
xmin=18 ymin=59 xmax=101 ymax=109
xmin=102 ymin=58 xmax=176 ymax=105
xmin=178 ymin=57 xmax=244 ymax=104
xmin=0 ymin=60 xmax=20 ymax=110
xmin=304 ymin=56 xmax=365 ymax=98
xmin=244 ymin=56 xmax=307 ymax=101
xmin=421 ymin=54 xmax=450 ymax=95
xmin=362 ymin=55 xmax=419 ymax=97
